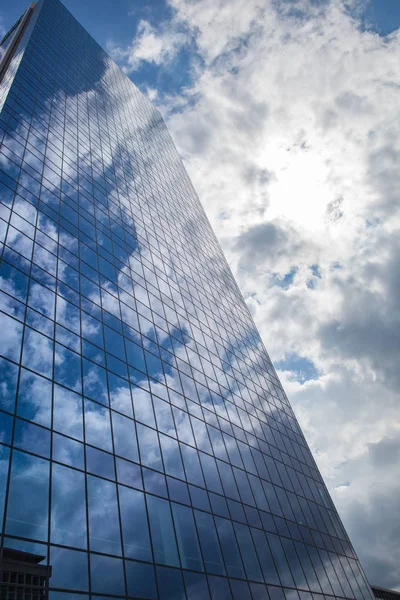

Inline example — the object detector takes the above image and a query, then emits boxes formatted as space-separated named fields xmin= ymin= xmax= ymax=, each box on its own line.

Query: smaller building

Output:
xmin=372 ymin=586 xmax=400 ymax=600
xmin=0 ymin=547 xmax=52 ymax=600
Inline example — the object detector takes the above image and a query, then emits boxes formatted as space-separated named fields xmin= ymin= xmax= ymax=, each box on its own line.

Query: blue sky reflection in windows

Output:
xmin=0 ymin=0 xmax=376 ymax=598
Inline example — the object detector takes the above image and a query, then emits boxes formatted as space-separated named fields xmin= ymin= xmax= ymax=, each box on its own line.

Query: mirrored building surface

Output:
xmin=0 ymin=546 xmax=52 ymax=599
xmin=0 ymin=1 xmax=374 ymax=598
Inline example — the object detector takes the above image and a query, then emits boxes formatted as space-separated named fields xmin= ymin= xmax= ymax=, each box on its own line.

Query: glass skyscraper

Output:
xmin=0 ymin=1 xmax=374 ymax=599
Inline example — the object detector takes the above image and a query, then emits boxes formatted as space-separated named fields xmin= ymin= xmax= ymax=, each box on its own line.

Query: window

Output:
xmin=172 ymin=503 xmax=203 ymax=571
xmin=6 ymin=450 xmax=49 ymax=540
xmin=147 ymin=495 xmax=179 ymax=567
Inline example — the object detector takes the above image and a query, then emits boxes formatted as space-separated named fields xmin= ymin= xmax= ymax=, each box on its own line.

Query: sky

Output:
xmin=1 ymin=0 xmax=400 ymax=590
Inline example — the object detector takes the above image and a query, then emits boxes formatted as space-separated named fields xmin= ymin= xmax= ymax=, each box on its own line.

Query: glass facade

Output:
xmin=0 ymin=0 xmax=373 ymax=598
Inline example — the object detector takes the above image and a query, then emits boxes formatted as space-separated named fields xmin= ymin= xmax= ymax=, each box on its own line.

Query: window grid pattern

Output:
xmin=0 ymin=573 xmax=47 ymax=600
xmin=371 ymin=589 xmax=400 ymax=600
xmin=0 ymin=0 xmax=374 ymax=599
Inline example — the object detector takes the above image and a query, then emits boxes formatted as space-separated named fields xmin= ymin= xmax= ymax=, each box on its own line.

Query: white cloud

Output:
xmin=145 ymin=86 xmax=159 ymax=101
xmin=107 ymin=18 xmax=189 ymax=73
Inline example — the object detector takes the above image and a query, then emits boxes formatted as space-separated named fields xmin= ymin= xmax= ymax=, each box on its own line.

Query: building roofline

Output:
xmin=371 ymin=586 xmax=400 ymax=597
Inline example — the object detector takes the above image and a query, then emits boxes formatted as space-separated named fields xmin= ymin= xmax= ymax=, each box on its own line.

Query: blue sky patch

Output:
xmin=307 ymin=264 xmax=321 ymax=289
xmin=347 ymin=0 xmax=400 ymax=37
xmin=272 ymin=266 xmax=297 ymax=289
xmin=276 ymin=352 xmax=319 ymax=383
